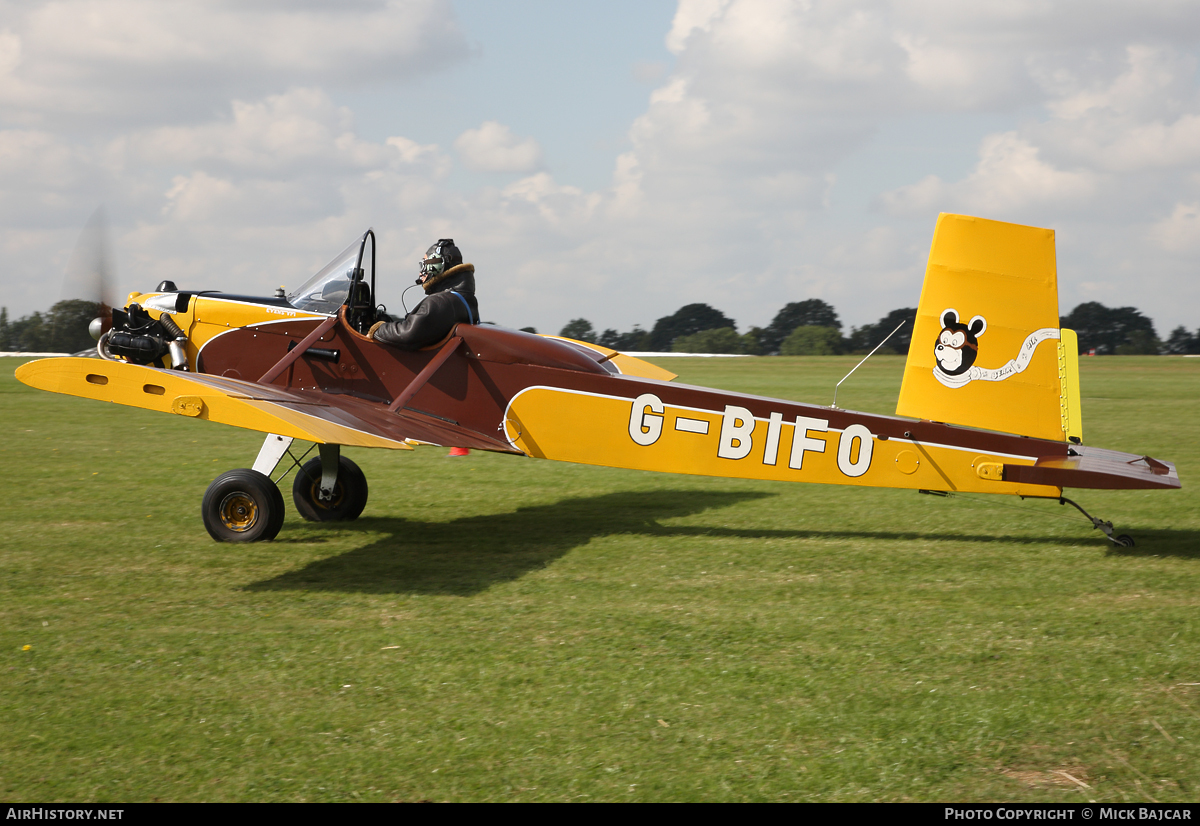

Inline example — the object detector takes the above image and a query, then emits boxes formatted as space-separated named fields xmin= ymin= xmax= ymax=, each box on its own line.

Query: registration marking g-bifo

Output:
xmin=502 ymin=384 xmax=1041 ymax=464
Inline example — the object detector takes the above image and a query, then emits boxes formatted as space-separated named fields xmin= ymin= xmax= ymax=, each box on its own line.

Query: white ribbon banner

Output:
xmin=934 ymin=327 xmax=1060 ymax=389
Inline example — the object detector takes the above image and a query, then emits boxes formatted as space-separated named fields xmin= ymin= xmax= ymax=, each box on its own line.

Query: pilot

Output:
xmin=369 ymin=239 xmax=479 ymax=349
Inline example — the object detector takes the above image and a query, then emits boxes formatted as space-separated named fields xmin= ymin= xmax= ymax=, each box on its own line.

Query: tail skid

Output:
xmin=922 ymin=489 xmax=1139 ymax=547
xmin=1057 ymin=496 xmax=1136 ymax=547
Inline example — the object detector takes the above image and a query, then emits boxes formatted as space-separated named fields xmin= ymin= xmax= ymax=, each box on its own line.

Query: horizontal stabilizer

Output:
xmin=1004 ymin=445 xmax=1179 ymax=491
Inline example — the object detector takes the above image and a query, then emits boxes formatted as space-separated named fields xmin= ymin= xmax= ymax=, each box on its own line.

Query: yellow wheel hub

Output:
xmin=310 ymin=480 xmax=344 ymax=510
xmin=218 ymin=492 xmax=259 ymax=532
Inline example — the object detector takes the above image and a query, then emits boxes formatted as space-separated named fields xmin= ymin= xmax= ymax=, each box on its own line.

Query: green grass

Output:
xmin=1 ymin=354 xmax=1198 ymax=802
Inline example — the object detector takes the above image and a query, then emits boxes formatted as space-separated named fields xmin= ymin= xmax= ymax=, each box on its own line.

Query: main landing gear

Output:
xmin=200 ymin=436 xmax=369 ymax=542
xmin=292 ymin=450 xmax=369 ymax=522
xmin=201 ymin=469 xmax=286 ymax=542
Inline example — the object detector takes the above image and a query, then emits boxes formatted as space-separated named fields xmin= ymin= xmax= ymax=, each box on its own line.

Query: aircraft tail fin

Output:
xmin=895 ymin=213 xmax=1082 ymax=442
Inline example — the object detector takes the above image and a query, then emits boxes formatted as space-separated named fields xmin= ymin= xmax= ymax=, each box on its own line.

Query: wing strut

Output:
xmin=388 ymin=335 xmax=463 ymax=413
xmin=258 ymin=315 xmax=339 ymax=385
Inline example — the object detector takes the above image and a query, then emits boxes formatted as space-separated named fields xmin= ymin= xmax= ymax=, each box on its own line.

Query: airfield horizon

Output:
xmin=2 ymin=355 xmax=1197 ymax=802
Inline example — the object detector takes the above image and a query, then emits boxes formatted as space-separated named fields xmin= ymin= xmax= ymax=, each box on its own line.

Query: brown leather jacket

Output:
xmin=372 ymin=264 xmax=479 ymax=350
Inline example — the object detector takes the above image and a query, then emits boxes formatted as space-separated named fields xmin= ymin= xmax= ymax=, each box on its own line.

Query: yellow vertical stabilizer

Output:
xmin=896 ymin=213 xmax=1074 ymax=441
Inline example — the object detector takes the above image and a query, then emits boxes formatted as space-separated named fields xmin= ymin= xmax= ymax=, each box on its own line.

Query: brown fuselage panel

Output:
xmin=194 ymin=315 xmax=1085 ymax=466
xmin=196 ymin=319 xmax=612 ymax=448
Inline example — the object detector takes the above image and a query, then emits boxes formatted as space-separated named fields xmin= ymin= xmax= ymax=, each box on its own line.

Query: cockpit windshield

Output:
xmin=288 ymin=232 xmax=370 ymax=315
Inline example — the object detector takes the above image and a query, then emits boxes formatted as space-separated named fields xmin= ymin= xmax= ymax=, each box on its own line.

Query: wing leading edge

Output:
xmin=14 ymin=357 xmax=517 ymax=452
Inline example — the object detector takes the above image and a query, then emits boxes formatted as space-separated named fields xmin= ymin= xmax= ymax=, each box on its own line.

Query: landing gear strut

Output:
xmin=1058 ymin=496 xmax=1135 ymax=547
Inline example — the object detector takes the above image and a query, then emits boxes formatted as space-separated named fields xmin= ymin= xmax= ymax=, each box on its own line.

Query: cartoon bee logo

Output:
xmin=934 ymin=309 xmax=986 ymax=377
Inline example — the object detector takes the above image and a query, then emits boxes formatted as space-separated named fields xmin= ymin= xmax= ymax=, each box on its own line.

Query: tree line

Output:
xmin=556 ymin=300 xmax=1198 ymax=356
xmin=558 ymin=300 xmax=917 ymax=355
xmin=0 ymin=300 xmax=98 ymax=354
xmin=1 ymin=297 xmax=1195 ymax=356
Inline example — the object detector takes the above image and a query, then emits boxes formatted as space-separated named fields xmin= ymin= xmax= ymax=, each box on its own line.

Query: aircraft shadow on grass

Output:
xmin=249 ymin=489 xmax=772 ymax=597
xmin=1103 ymin=531 xmax=1200 ymax=561
xmin=246 ymin=489 xmax=1200 ymax=596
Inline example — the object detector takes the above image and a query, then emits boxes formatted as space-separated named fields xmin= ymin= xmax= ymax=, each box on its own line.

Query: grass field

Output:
xmin=1 ymin=354 xmax=1197 ymax=802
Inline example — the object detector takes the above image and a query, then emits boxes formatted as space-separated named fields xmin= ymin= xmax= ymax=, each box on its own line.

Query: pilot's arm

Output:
xmin=369 ymin=239 xmax=478 ymax=350
xmin=370 ymin=292 xmax=469 ymax=350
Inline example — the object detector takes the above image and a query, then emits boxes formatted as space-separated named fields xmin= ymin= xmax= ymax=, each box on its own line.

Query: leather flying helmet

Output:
xmin=417 ymin=239 xmax=462 ymax=284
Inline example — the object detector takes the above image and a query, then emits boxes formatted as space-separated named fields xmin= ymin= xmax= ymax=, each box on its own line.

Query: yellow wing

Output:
xmin=15 ymin=357 xmax=516 ymax=452
xmin=540 ymin=336 xmax=678 ymax=382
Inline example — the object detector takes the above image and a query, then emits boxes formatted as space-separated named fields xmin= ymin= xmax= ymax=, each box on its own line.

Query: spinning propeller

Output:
xmin=59 ymin=206 xmax=117 ymax=341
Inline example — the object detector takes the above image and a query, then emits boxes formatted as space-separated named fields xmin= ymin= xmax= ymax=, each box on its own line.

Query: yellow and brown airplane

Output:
xmin=16 ymin=214 xmax=1180 ymax=543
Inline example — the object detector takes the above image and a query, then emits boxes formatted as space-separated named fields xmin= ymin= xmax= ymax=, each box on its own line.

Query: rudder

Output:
xmin=896 ymin=213 xmax=1079 ymax=442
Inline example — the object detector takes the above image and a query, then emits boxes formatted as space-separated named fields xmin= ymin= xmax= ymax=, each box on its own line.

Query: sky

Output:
xmin=2 ymin=0 xmax=1199 ymax=337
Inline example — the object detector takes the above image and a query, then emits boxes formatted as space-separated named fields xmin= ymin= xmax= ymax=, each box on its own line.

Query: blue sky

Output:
xmin=344 ymin=0 xmax=679 ymax=194
xmin=1 ymin=0 xmax=1198 ymax=338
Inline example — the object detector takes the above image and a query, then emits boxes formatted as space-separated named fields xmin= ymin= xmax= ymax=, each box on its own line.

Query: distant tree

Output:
xmin=1164 ymin=326 xmax=1199 ymax=355
xmin=46 ymin=299 xmax=99 ymax=353
xmin=601 ymin=325 xmax=651 ymax=351
xmin=845 ymin=308 xmax=917 ymax=355
xmin=597 ymin=327 xmax=636 ymax=350
xmin=648 ymin=304 xmax=735 ymax=351
xmin=6 ymin=311 xmax=48 ymax=352
xmin=761 ymin=299 xmax=840 ymax=354
xmin=780 ymin=325 xmax=841 ymax=355
xmin=1 ymin=300 xmax=100 ymax=353
xmin=519 ymin=326 xmax=538 ymax=334
xmin=1060 ymin=302 xmax=1157 ymax=355
xmin=871 ymin=308 xmax=916 ymax=354
xmin=844 ymin=327 xmax=869 ymax=353
xmin=1115 ymin=329 xmax=1162 ymax=355
xmin=672 ymin=327 xmax=743 ymax=354
xmin=740 ymin=326 xmax=766 ymax=356
xmin=559 ymin=318 xmax=597 ymax=343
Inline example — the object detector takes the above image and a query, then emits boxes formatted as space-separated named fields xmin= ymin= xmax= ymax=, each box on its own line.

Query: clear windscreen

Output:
xmin=287 ymin=234 xmax=366 ymax=314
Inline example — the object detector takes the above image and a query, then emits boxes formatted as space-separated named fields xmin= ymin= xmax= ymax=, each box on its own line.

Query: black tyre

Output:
xmin=292 ymin=456 xmax=368 ymax=522
xmin=201 ymin=469 xmax=285 ymax=542
xmin=1115 ymin=534 xmax=1135 ymax=548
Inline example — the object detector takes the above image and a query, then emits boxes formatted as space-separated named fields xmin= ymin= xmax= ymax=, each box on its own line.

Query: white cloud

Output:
xmin=665 ymin=0 xmax=731 ymax=55
xmin=453 ymin=121 xmax=543 ymax=173
xmin=0 ymin=28 xmax=19 ymax=77
xmin=602 ymin=1 xmax=1200 ymax=332
xmin=160 ymin=170 xmax=339 ymax=227
xmin=4 ymin=1 xmax=1200 ymax=338
xmin=879 ymin=132 xmax=1098 ymax=217
xmin=1030 ymin=46 xmax=1200 ymax=174
xmin=0 ymin=0 xmax=468 ymax=126
xmin=1150 ymin=202 xmax=1200 ymax=253
xmin=0 ymin=129 xmax=102 ymax=226
xmin=111 ymin=88 xmax=414 ymax=177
